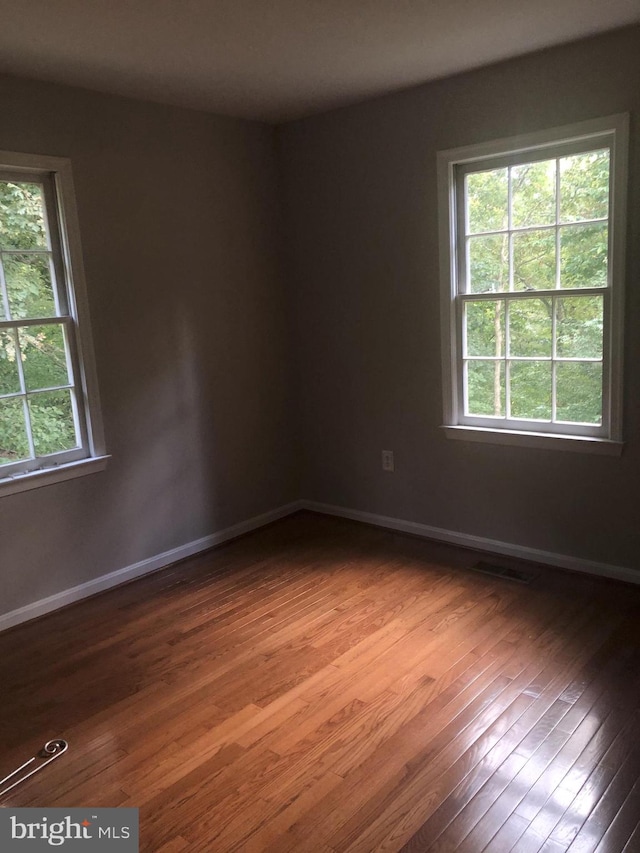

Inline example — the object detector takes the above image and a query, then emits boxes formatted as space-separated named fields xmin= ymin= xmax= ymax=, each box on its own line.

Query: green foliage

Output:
xmin=0 ymin=181 xmax=77 ymax=465
xmin=556 ymin=296 xmax=603 ymax=359
xmin=556 ymin=363 xmax=602 ymax=424
xmin=464 ymin=150 xmax=609 ymax=424
xmin=0 ymin=329 xmax=21 ymax=395
xmin=513 ymin=229 xmax=556 ymax=291
xmin=560 ymin=150 xmax=609 ymax=222
xmin=0 ymin=181 xmax=47 ymax=250
xmin=509 ymin=299 xmax=552 ymax=357
xmin=20 ymin=325 xmax=70 ymax=391
xmin=0 ymin=397 xmax=29 ymax=464
xmin=469 ymin=234 xmax=508 ymax=293
xmin=512 ymin=159 xmax=555 ymax=227
xmin=5 ymin=253 xmax=56 ymax=319
xmin=468 ymin=361 xmax=504 ymax=417
xmin=510 ymin=362 xmax=552 ymax=420
xmin=466 ymin=168 xmax=508 ymax=233
xmin=560 ymin=224 xmax=608 ymax=288
xmin=466 ymin=301 xmax=503 ymax=357
xmin=29 ymin=391 xmax=76 ymax=455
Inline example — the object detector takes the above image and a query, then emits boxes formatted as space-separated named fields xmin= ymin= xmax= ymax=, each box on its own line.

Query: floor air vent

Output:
xmin=472 ymin=561 xmax=537 ymax=584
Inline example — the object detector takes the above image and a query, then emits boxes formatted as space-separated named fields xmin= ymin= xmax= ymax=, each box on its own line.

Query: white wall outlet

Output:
xmin=382 ymin=450 xmax=394 ymax=472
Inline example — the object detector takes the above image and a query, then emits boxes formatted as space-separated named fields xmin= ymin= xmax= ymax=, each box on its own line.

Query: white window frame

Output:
xmin=437 ymin=115 xmax=628 ymax=455
xmin=0 ymin=150 xmax=107 ymax=496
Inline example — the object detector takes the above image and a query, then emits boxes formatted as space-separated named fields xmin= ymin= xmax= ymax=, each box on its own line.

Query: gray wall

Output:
xmin=280 ymin=26 xmax=640 ymax=570
xmin=2 ymin=26 xmax=639 ymax=620
xmin=0 ymin=75 xmax=297 ymax=614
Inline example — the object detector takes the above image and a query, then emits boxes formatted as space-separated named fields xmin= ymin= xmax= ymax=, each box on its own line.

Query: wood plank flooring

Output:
xmin=1 ymin=511 xmax=640 ymax=851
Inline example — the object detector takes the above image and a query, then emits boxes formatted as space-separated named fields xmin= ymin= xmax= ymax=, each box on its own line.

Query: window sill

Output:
xmin=442 ymin=426 xmax=623 ymax=455
xmin=0 ymin=455 xmax=110 ymax=498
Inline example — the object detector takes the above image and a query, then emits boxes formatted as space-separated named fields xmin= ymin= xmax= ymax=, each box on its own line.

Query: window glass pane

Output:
xmin=513 ymin=230 xmax=556 ymax=291
xmin=509 ymin=361 xmax=552 ymax=420
xmin=556 ymin=296 xmax=603 ymax=359
xmin=4 ymin=253 xmax=56 ymax=320
xmin=560 ymin=224 xmax=608 ymax=289
xmin=29 ymin=389 xmax=77 ymax=455
xmin=0 ymin=329 xmax=21 ymax=395
xmin=555 ymin=362 xmax=602 ymax=424
xmin=465 ymin=300 xmax=504 ymax=357
xmin=0 ymin=181 xmax=48 ymax=250
xmin=560 ymin=149 xmax=609 ymax=223
xmin=468 ymin=234 xmax=508 ymax=293
xmin=508 ymin=299 xmax=552 ymax=357
xmin=18 ymin=324 xmax=70 ymax=391
xmin=466 ymin=168 xmax=508 ymax=234
xmin=0 ymin=397 xmax=30 ymax=465
xmin=466 ymin=360 xmax=505 ymax=417
xmin=511 ymin=159 xmax=556 ymax=228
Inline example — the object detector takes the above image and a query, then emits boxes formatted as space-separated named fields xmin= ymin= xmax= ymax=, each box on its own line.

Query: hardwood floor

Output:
xmin=2 ymin=511 xmax=640 ymax=852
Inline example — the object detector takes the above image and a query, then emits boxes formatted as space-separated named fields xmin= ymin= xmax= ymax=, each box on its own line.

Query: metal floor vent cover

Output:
xmin=472 ymin=561 xmax=537 ymax=584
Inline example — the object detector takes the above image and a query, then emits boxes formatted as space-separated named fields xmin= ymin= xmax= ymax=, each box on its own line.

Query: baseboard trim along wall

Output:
xmin=3 ymin=496 xmax=637 ymax=633
xmin=300 ymin=500 xmax=640 ymax=587
xmin=0 ymin=500 xmax=304 ymax=633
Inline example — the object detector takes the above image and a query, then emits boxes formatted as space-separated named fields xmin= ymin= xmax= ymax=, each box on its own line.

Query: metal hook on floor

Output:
xmin=0 ymin=739 xmax=69 ymax=799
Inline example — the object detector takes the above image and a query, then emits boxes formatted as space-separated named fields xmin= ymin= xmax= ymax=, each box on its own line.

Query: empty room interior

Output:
xmin=1 ymin=2 xmax=640 ymax=851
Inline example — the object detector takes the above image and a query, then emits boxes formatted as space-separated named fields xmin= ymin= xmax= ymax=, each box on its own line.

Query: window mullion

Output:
xmin=507 ymin=166 xmax=513 ymax=293
xmin=457 ymin=170 xmax=468 ymax=295
xmin=458 ymin=286 xmax=608 ymax=304
xmin=553 ymin=158 xmax=560 ymax=425
xmin=0 ymin=314 xmax=72 ymax=329
xmin=57 ymin=320 xmax=87 ymax=452
xmin=551 ymin=296 xmax=557 ymax=422
xmin=25 ymin=382 xmax=74 ymax=394
xmin=555 ymin=159 xmax=561 ymax=289
xmin=505 ymin=299 xmax=511 ymax=418
xmin=457 ymin=296 xmax=466 ymax=417
xmin=43 ymin=172 xmax=71 ymax=317
xmin=11 ymin=327 xmax=35 ymax=460
xmin=21 ymin=398 xmax=36 ymax=459
xmin=0 ymin=253 xmax=10 ymax=320
xmin=468 ymin=218 xmax=607 ymax=240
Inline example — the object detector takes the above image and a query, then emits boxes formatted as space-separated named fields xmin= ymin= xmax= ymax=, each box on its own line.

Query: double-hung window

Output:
xmin=0 ymin=151 xmax=106 ymax=495
xmin=438 ymin=115 xmax=628 ymax=453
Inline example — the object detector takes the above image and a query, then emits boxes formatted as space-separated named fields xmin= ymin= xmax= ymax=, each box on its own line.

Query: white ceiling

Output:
xmin=0 ymin=0 xmax=638 ymax=123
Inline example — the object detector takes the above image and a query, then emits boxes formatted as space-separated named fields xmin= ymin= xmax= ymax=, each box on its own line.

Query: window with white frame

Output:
xmin=0 ymin=151 xmax=106 ymax=495
xmin=438 ymin=115 xmax=628 ymax=453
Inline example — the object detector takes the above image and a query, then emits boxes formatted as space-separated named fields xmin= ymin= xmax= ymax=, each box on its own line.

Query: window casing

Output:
xmin=0 ymin=151 xmax=106 ymax=495
xmin=437 ymin=115 xmax=628 ymax=453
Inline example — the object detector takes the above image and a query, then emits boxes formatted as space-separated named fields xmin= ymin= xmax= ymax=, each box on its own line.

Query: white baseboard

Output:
xmin=0 ymin=500 xmax=304 ymax=633
xmin=300 ymin=500 xmax=640 ymax=587
xmin=3 ymin=495 xmax=636 ymax=634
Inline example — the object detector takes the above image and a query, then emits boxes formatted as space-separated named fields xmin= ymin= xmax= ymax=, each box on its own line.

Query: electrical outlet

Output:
xmin=382 ymin=450 xmax=394 ymax=472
